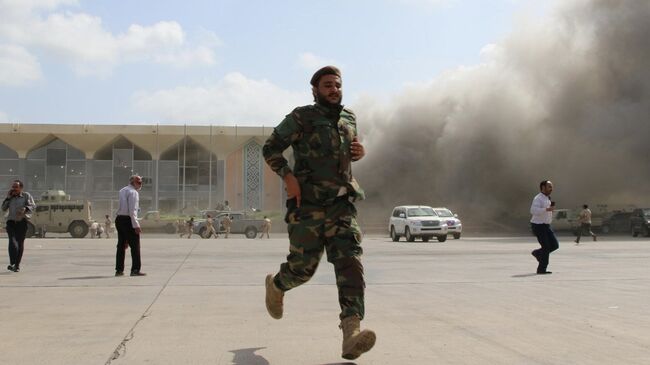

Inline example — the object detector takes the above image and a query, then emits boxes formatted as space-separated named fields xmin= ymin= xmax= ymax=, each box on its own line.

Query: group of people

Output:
xmin=178 ymin=215 xmax=233 ymax=239
xmin=4 ymin=66 xmax=605 ymax=361
xmin=89 ymin=215 xmax=114 ymax=238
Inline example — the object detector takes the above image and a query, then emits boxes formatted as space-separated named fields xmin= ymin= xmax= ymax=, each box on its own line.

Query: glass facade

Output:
xmin=0 ymin=133 xmax=238 ymax=215
xmin=26 ymin=139 xmax=86 ymax=198
xmin=160 ymin=137 xmax=221 ymax=213
xmin=0 ymin=143 xmax=19 ymax=188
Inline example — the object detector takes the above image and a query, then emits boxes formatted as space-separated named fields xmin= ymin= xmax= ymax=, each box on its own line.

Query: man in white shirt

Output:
xmin=115 ymin=175 xmax=146 ymax=277
xmin=530 ymin=180 xmax=559 ymax=274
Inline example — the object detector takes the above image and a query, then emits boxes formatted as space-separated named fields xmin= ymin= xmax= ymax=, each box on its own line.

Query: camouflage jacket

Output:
xmin=263 ymin=103 xmax=365 ymax=205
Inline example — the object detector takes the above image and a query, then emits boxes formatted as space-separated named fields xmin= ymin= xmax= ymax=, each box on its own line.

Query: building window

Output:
xmin=0 ymin=143 xmax=19 ymax=188
xmin=25 ymin=139 xmax=86 ymax=194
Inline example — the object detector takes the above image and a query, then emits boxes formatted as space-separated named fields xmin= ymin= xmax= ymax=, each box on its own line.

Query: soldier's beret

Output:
xmin=310 ymin=65 xmax=342 ymax=87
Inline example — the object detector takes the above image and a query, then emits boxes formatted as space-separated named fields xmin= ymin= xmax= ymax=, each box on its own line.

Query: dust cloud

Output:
xmin=353 ymin=0 xmax=650 ymax=227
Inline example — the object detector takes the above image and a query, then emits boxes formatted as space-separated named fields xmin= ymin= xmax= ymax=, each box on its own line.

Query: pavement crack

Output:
xmin=105 ymin=240 xmax=200 ymax=364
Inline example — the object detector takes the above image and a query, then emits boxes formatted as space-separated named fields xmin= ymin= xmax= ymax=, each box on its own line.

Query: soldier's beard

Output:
xmin=315 ymin=91 xmax=342 ymax=108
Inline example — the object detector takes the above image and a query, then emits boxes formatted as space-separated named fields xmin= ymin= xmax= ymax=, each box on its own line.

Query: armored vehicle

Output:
xmin=27 ymin=190 xmax=92 ymax=238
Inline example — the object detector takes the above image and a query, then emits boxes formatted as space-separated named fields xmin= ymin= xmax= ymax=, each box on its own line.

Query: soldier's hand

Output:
xmin=284 ymin=173 xmax=301 ymax=207
xmin=351 ymin=137 xmax=365 ymax=161
xmin=135 ymin=227 xmax=142 ymax=235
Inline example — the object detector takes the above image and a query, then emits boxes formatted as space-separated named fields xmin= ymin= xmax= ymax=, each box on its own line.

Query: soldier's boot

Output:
xmin=340 ymin=316 xmax=376 ymax=360
xmin=265 ymin=274 xmax=284 ymax=319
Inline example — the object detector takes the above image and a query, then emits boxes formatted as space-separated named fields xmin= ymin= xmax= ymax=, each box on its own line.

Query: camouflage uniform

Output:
xmin=221 ymin=216 xmax=232 ymax=238
xmin=263 ymin=102 xmax=366 ymax=320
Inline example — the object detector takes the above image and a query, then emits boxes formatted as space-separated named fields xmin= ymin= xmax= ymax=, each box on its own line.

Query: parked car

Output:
xmin=388 ymin=206 xmax=448 ymax=242
xmin=630 ymin=208 xmax=650 ymax=237
xmin=600 ymin=212 xmax=633 ymax=234
xmin=194 ymin=211 xmax=265 ymax=239
xmin=432 ymin=207 xmax=462 ymax=239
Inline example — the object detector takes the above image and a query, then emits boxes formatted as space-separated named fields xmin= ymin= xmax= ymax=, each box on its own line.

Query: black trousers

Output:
xmin=115 ymin=216 xmax=141 ymax=273
xmin=531 ymin=223 xmax=559 ymax=271
xmin=6 ymin=219 xmax=27 ymax=267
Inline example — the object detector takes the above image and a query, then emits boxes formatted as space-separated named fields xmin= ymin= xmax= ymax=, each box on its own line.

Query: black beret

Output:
xmin=310 ymin=65 xmax=341 ymax=87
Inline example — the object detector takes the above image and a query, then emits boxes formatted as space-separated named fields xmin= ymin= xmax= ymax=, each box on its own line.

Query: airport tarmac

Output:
xmin=1 ymin=234 xmax=649 ymax=364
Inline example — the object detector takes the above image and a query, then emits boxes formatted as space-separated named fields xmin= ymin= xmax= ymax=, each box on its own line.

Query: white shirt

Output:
xmin=530 ymin=192 xmax=552 ymax=224
xmin=116 ymin=184 xmax=140 ymax=228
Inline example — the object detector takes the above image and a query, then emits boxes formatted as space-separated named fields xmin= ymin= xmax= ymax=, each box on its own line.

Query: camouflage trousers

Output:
xmin=274 ymin=197 xmax=365 ymax=320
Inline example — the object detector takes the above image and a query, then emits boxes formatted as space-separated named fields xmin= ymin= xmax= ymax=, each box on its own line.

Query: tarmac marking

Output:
xmin=104 ymin=239 xmax=201 ymax=365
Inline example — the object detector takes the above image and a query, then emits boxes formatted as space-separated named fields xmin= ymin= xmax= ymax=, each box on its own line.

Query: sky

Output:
xmin=0 ymin=0 xmax=549 ymax=126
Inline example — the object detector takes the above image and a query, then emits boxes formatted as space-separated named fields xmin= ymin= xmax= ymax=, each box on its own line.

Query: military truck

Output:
xmin=194 ymin=211 xmax=265 ymax=239
xmin=27 ymin=190 xmax=92 ymax=238
xmin=138 ymin=211 xmax=178 ymax=234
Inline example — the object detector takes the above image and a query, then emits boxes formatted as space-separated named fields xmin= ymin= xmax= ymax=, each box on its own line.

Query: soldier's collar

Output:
xmin=315 ymin=102 xmax=344 ymax=115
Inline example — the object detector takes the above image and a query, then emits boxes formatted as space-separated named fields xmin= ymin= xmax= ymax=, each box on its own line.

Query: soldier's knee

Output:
xmin=333 ymin=257 xmax=364 ymax=286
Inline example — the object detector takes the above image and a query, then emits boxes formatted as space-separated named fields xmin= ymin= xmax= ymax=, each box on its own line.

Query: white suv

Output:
xmin=389 ymin=206 xmax=448 ymax=242
xmin=432 ymin=207 xmax=462 ymax=239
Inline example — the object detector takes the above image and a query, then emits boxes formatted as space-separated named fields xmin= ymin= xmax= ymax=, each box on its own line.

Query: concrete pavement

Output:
xmin=1 ymin=234 xmax=649 ymax=364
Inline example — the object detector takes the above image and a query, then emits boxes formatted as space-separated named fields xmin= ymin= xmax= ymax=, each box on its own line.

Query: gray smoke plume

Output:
xmin=353 ymin=0 xmax=650 ymax=227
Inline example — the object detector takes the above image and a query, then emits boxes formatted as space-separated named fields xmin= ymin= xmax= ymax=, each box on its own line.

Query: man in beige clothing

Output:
xmin=259 ymin=216 xmax=271 ymax=239
xmin=575 ymin=204 xmax=597 ymax=244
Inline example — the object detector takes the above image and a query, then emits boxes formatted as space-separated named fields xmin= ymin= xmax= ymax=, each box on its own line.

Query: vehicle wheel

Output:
xmin=632 ymin=230 xmax=639 ymax=237
xmin=390 ymin=226 xmax=400 ymax=242
xmin=164 ymin=223 xmax=176 ymax=234
xmin=405 ymin=227 xmax=415 ymax=242
xmin=437 ymin=235 xmax=447 ymax=242
xmin=453 ymin=233 xmax=461 ymax=239
xmin=601 ymin=225 xmax=610 ymax=234
xmin=644 ymin=226 xmax=650 ymax=237
xmin=69 ymin=221 xmax=89 ymax=238
xmin=25 ymin=222 xmax=36 ymax=238
xmin=199 ymin=227 xmax=207 ymax=239
xmin=422 ymin=236 xmax=430 ymax=242
xmin=245 ymin=226 xmax=258 ymax=239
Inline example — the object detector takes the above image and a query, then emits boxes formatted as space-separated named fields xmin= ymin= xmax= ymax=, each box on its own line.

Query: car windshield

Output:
xmin=643 ymin=209 xmax=650 ymax=217
xmin=407 ymin=208 xmax=436 ymax=217
xmin=434 ymin=209 xmax=453 ymax=217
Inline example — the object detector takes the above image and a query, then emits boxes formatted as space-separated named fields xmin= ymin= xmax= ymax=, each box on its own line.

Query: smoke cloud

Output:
xmin=353 ymin=0 xmax=650 ymax=226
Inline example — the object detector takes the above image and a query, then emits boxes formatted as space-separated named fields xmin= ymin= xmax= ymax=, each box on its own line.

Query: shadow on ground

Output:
xmin=230 ymin=347 xmax=270 ymax=365
xmin=59 ymin=276 xmax=113 ymax=280
xmin=512 ymin=273 xmax=538 ymax=278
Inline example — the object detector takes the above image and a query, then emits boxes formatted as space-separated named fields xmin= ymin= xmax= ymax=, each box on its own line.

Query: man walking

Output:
xmin=185 ymin=217 xmax=195 ymax=239
xmin=263 ymin=66 xmax=375 ymax=360
xmin=259 ymin=216 xmax=271 ymax=239
xmin=530 ymin=180 xmax=559 ymax=274
xmin=204 ymin=214 xmax=218 ymax=238
xmin=115 ymin=175 xmax=146 ymax=277
xmin=104 ymin=214 xmax=112 ymax=238
xmin=221 ymin=215 xmax=232 ymax=238
xmin=2 ymin=180 xmax=35 ymax=272
xmin=575 ymin=204 xmax=597 ymax=244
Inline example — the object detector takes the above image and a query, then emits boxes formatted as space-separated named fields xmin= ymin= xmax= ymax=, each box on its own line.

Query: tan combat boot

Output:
xmin=265 ymin=274 xmax=284 ymax=319
xmin=340 ymin=316 xmax=376 ymax=360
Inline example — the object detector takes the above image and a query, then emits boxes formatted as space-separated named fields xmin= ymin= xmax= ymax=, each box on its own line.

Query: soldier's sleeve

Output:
xmin=263 ymin=110 xmax=302 ymax=178
xmin=345 ymin=108 xmax=359 ymax=138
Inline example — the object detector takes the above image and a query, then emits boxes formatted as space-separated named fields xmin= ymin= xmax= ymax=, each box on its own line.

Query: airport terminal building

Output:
xmin=0 ymin=123 xmax=285 ymax=215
